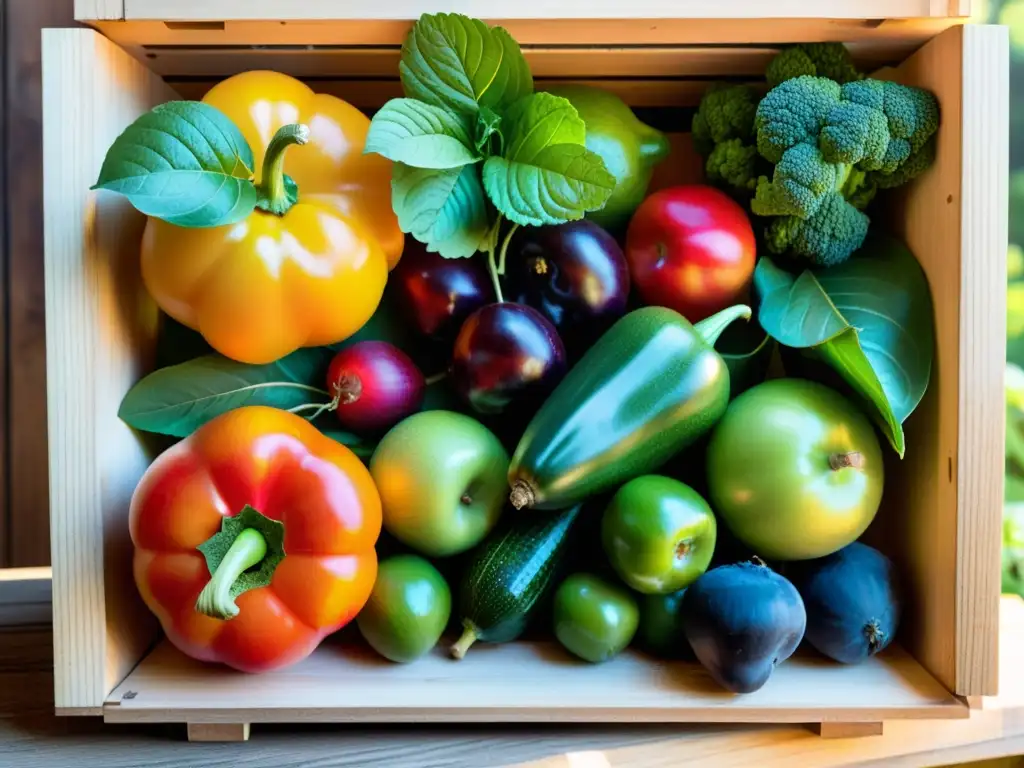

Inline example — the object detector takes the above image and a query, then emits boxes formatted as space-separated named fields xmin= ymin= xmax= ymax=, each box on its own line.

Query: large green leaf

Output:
xmin=391 ymin=162 xmax=489 ymax=258
xmin=118 ymin=348 xmax=333 ymax=437
xmin=92 ymin=101 xmax=257 ymax=228
xmin=754 ymin=237 xmax=935 ymax=457
xmin=365 ymin=98 xmax=479 ymax=170
xmin=482 ymin=93 xmax=615 ymax=226
xmin=399 ymin=13 xmax=530 ymax=117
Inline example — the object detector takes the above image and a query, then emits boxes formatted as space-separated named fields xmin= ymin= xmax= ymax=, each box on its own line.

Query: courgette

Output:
xmin=450 ymin=504 xmax=581 ymax=659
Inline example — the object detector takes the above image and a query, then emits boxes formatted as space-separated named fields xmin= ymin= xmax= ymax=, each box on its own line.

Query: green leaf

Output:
xmin=475 ymin=106 xmax=503 ymax=155
xmin=482 ymin=92 xmax=616 ymax=226
xmin=714 ymin=320 xmax=777 ymax=399
xmin=754 ymin=237 xmax=935 ymax=457
xmin=92 ymin=101 xmax=257 ymax=228
xmin=391 ymin=162 xmax=489 ymax=258
xmin=399 ymin=13 xmax=531 ymax=117
xmin=118 ymin=348 xmax=333 ymax=437
xmin=365 ymin=98 xmax=479 ymax=169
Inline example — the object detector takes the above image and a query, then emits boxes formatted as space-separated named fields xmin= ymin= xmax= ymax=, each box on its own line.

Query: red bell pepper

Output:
xmin=130 ymin=405 xmax=382 ymax=672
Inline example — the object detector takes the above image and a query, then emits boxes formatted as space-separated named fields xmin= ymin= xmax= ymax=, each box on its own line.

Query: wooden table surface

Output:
xmin=2 ymin=598 xmax=1024 ymax=768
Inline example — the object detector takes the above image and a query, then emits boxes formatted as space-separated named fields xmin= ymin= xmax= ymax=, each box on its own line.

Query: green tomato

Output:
xmin=601 ymin=475 xmax=716 ymax=594
xmin=553 ymin=573 xmax=639 ymax=663
xmin=637 ymin=589 xmax=693 ymax=659
xmin=356 ymin=555 xmax=451 ymax=663
xmin=706 ymin=378 xmax=884 ymax=561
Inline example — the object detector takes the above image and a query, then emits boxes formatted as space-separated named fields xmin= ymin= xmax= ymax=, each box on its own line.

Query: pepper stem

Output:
xmin=509 ymin=479 xmax=535 ymax=510
xmin=450 ymin=624 xmax=479 ymax=660
xmin=694 ymin=304 xmax=753 ymax=346
xmin=255 ymin=123 xmax=310 ymax=216
xmin=195 ymin=528 xmax=268 ymax=620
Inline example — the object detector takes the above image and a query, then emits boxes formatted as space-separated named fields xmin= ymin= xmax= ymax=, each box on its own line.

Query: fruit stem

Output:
xmin=496 ymin=223 xmax=520 ymax=276
xmin=829 ymin=451 xmax=865 ymax=471
xmin=751 ymin=555 xmax=768 ymax=568
xmin=424 ymin=371 xmax=449 ymax=386
xmin=486 ymin=247 xmax=504 ymax=304
xmin=255 ymin=123 xmax=309 ymax=216
xmin=694 ymin=305 xmax=752 ymax=346
xmin=195 ymin=528 xmax=267 ymax=620
xmin=865 ymin=619 xmax=886 ymax=653
xmin=450 ymin=624 xmax=479 ymax=660
xmin=509 ymin=480 xmax=535 ymax=510
xmin=333 ymin=375 xmax=363 ymax=405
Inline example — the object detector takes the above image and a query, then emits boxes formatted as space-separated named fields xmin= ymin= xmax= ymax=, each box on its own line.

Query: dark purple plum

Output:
xmin=451 ymin=303 xmax=567 ymax=416
xmin=786 ymin=542 xmax=902 ymax=664
xmin=391 ymin=239 xmax=492 ymax=345
xmin=682 ymin=561 xmax=806 ymax=694
xmin=504 ymin=221 xmax=630 ymax=357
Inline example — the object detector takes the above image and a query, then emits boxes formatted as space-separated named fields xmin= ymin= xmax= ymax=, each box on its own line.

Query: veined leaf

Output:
xmin=391 ymin=162 xmax=489 ymax=258
xmin=754 ymin=237 xmax=935 ymax=456
xmin=92 ymin=101 xmax=257 ymax=228
xmin=365 ymin=98 xmax=479 ymax=169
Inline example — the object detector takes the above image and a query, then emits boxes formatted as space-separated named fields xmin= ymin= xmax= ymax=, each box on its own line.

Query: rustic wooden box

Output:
xmin=42 ymin=0 xmax=1008 ymax=738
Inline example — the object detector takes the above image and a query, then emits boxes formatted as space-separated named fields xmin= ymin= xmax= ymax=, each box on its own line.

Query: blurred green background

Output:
xmin=981 ymin=0 xmax=1024 ymax=595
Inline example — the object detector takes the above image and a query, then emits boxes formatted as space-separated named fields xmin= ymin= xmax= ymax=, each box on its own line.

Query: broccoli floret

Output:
xmin=765 ymin=43 xmax=863 ymax=89
xmin=691 ymin=83 xmax=759 ymax=157
xmin=705 ymin=137 xmax=759 ymax=192
xmin=752 ymin=75 xmax=939 ymax=266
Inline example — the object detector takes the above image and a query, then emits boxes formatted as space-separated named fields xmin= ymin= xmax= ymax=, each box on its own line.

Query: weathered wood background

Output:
xmin=1 ymin=0 xmax=75 ymax=567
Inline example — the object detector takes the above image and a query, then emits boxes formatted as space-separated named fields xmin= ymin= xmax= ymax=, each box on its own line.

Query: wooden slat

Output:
xmin=104 ymin=640 xmax=965 ymax=725
xmin=167 ymin=77 xmax=730 ymax=109
xmin=873 ymin=24 xmax=1006 ymax=698
xmin=0 ymin=567 xmax=52 ymax=627
xmin=74 ymin=0 xmax=122 ymax=21
xmin=42 ymin=27 xmax=172 ymax=713
xmin=0 ymin=0 xmax=9 ymax=569
xmin=116 ymin=0 xmax=971 ymax=21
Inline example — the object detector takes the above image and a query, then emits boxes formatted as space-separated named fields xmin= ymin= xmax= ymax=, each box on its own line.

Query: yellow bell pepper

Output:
xmin=140 ymin=71 xmax=403 ymax=365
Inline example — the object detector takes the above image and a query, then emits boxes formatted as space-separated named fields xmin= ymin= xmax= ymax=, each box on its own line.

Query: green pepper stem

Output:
xmin=256 ymin=123 xmax=309 ymax=216
xmin=694 ymin=304 xmax=752 ymax=346
xmin=195 ymin=528 xmax=268 ymax=620
xmin=450 ymin=623 xmax=479 ymax=660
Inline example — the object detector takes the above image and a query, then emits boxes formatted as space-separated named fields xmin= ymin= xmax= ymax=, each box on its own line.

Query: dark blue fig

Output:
xmin=681 ymin=560 xmax=806 ymax=694
xmin=787 ymin=542 xmax=901 ymax=664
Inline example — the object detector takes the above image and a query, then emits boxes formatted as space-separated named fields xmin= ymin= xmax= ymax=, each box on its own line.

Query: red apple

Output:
xmin=625 ymin=185 xmax=756 ymax=323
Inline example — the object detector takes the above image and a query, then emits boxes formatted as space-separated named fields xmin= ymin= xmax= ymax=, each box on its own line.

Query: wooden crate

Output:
xmin=42 ymin=0 xmax=1007 ymax=740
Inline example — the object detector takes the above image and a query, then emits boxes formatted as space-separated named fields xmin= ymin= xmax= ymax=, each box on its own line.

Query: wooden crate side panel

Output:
xmin=42 ymin=27 xmax=174 ymax=712
xmin=75 ymin=0 xmax=124 ymax=21
xmin=954 ymin=22 xmax=1007 ymax=697
xmin=117 ymin=0 xmax=970 ymax=21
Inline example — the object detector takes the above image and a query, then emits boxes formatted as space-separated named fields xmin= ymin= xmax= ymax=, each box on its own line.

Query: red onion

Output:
xmin=326 ymin=341 xmax=426 ymax=433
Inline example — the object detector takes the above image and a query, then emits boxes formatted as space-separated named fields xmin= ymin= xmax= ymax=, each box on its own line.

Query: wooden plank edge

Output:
xmin=187 ymin=722 xmax=250 ymax=742
xmin=75 ymin=0 xmax=123 ymax=22
xmin=56 ymin=706 xmax=104 ymax=716
xmin=0 ymin=567 xmax=52 ymax=627
xmin=954 ymin=22 xmax=1008 ymax=698
xmin=814 ymin=721 xmax=885 ymax=738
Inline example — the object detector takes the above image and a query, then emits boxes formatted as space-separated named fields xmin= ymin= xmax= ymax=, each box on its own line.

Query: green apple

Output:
xmin=553 ymin=572 xmax=639 ymax=663
xmin=370 ymin=410 xmax=509 ymax=557
xmin=601 ymin=475 xmax=717 ymax=595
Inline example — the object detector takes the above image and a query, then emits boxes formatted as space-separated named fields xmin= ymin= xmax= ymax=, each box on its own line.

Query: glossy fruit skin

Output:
xmin=391 ymin=239 xmax=492 ymax=344
xmin=546 ymin=85 xmax=671 ymax=233
xmin=327 ymin=341 xmax=425 ymax=433
xmin=452 ymin=303 xmax=567 ymax=416
xmin=509 ymin=305 xmax=746 ymax=510
xmin=553 ymin=572 xmax=640 ymax=663
xmin=142 ymin=71 xmax=401 ymax=365
xmin=452 ymin=505 xmax=581 ymax=658
xmin=625 ymin=185 xmax=757 ymax=324
xmin=369 ymin=410 xmax=509 ymax=558
xmin=637 ymin=589 xmax=694 ymax=660
xmin=706 ymin=378 xmax=884 ymax=561
xmin=130 ymin=406 xmax=381 ymax=673
xmin=682 ymin=562 xmax=806 ymax=693
xmin=356 ymin=554 xmax=451 ymax=663
xmin=503 ymin=221 xmax=630 ymax=358
xmin=602 ymin=475 xmax=717 ymax=595
xmin=787 ymin=542 xmax=902 ymax=664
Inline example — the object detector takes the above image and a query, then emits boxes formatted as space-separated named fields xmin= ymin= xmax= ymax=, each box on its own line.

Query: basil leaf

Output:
xmin=399 ymin=13 xmax=530 ymax=117
xmin=92 ymin=101 xmax=257 ymax=228
xmin=365 ymin=98 xmax=479 ymax=170
xmin=754 ymin=237 xmax=935 ymax=457
xmin=482 ymin=93 xmax=615 ymax=226
xmin=475 ymin=106 xmax=503 ymax=155
xmin=392 ymin=162 xmax=489 ymax=258
xmin=118 ymin=348 xmax=333 ymax=437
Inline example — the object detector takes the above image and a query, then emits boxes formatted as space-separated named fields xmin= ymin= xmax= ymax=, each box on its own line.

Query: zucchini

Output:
xmin=450 ymin=504 xmax=581 ymax=659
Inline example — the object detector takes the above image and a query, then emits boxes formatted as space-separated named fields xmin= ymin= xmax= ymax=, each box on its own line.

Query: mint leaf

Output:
xmin=365 ymin=98 xmax=479 ymax=169
xmin=392 ymin=162 xmax=489 ymax=258
xmin=400 ymin=13 xmax=532 ymax=117
xmin=481 ymin=93 xmax=615 ymax=226
xmin=92 ymin=101 xmax=257 ymax=228
xmin=475 ymin=107 xmax=503 ymax=155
